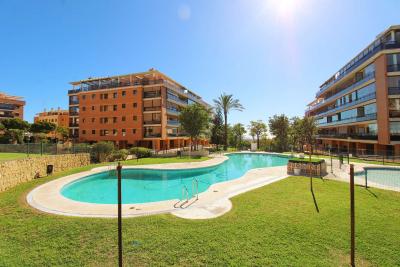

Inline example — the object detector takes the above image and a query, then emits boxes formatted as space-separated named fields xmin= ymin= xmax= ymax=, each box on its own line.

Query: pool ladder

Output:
xmin=175 ymin=178 xmax=199 ymax=208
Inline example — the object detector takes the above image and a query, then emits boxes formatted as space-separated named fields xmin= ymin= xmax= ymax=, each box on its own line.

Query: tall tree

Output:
xmin=302 ymin=116 xmax=318 ymax=159
xmin=213 ymin=93 xmax=244 ymax=150
xmin=268 ymin=114 xmax=290 ymax=152
xmin=248 ymin=120 xmax=267 ymax=149
xmin=0 ymin=118 xmax=30 ymax=144
xmin=289 ymin=116 xmax=304 ymax=152
xmin=179 ymin=103 xmax=210 ymax=151
xmin=231 ymin=123 xmax=246 ymax=149
xmin=210 ymin=107 xmax=224 ymax=149
xmin=56 ymin=126 xmax=69 ymax=142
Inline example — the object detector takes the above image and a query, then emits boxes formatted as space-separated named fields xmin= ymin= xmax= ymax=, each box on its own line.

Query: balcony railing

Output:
xmin=310 ymin=72 xmax=375 ymax=112
xmin=167 ymin=94 xmax=188 ymax=105
xmin=166 ymin=108 xmax=180 ymax=115
xmin=144 ymin=133 xmax=161 ymax=138
xmin=317 ymin=133 xmax=378 ymax=140
xmin=0 ymin=104 xmax=16 ymax=110
xmin=388 ymin=64 xmax=400 ymax=72
xmin=69 ymin=111 xmax=79 ymax=116
xmin=388 ymin=87 xmax=400 ymax=95
xmin=316 ymin=41 xmax=400 ymax=97
xmin=314 ymin=92 xmax=376 ymax=118
xmin=143 ymin=106 xmax=161 ymax=112
xmin=69 ymin=100 xmax=79 ymax=105
xmin=143 ymin=91 xmax=161 ymax=98
xmin=69 ymin=123 xmax=79 ymax=127
xmin=317 ymin=113 xmax=377 ymax=126
xmin=0 ymin=113 xmax=15 ymax=118
xmin=167 ymin=133 xmax=187 ymax=137
xmin=143 ymin=120 xmax=161 ymax=125
xmin=391 ymin=134 xmax=400 ymax=141
xmin=167 ymin=120 xmax=180 ymax=126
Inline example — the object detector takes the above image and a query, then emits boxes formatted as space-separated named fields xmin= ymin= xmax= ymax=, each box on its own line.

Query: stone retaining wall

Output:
xmin=287 ymin=161 xmax=327 ymax=177
xmin=0 ymin=153 xmax=90 ymax=192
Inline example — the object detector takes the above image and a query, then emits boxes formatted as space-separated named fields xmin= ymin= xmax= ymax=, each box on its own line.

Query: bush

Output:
xmin=92 ymin=142 xmax=114 ymax=162
xmin=108 ymin=149 xmax=129 ymax=162
xmin=129 ymin=147 xmax=152 ymax=158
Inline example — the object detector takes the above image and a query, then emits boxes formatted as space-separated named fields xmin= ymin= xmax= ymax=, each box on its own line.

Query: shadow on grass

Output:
xmin=310 ymin=177 xmax=320 ymax=213
xmin=355 ymin=184 xmax=378 ymax=198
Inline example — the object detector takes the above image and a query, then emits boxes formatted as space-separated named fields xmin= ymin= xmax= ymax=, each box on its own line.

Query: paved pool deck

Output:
xmin=27 ymin=153 xmax=289 ymax=219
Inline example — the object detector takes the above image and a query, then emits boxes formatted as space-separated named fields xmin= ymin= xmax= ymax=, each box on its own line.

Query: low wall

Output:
xmin=287 ymin=161 xmax=327 ymax=177
xmin=0 ymin=153 xmax=90 ymax=192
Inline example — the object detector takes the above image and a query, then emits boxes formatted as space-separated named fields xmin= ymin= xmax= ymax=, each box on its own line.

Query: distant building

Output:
xmin=68 ymin=69 xmax=210 ymax=149
xmin=0 ymin=92 xmax=25 ymax=120
xmin=34 ymin=108 xmax=69 ymax=139
xmin=306 ymin=25 xmax=400 ymax=156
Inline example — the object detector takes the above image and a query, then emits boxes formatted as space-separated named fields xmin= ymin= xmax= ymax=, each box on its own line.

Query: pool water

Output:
xmin=61 ymin=153 xmax=288 ymax=204
xmin=355 ymin=167 xmax=400 ymax=189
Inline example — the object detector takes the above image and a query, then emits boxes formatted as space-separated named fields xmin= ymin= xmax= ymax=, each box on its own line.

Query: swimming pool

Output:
xmin=61 ymin=153 xmax=288 ymax=204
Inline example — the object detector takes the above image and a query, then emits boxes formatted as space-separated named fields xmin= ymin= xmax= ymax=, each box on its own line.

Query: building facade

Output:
xmin=0 ymin=92 xmax=25 ymax=120
xmin=68 ymin=69 xmax=209 ymax=150
xmin=34 ymin=108 xmax=69 ymax=139
xmin=306 ymin=25 xmax=400 ymax=156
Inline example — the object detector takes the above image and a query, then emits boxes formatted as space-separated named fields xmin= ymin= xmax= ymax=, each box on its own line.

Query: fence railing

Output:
xmin=0 ymin=143 xmax=91 ymax=157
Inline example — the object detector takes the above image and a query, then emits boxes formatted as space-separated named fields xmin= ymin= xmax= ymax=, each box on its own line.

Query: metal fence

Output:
xmin=0 ymin=143 xmax=91 ymax=156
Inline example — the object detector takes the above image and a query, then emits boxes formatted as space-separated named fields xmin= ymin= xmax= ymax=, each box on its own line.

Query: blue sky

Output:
xmin=0 ymin=0 xmax=399 ymax=123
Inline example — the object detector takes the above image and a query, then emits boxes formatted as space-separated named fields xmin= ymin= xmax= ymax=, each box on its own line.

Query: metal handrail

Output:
xmin=192 ymin=178 xmax=199 ymax=200
xmin=182 ymin=185 xmax=189 ymax=203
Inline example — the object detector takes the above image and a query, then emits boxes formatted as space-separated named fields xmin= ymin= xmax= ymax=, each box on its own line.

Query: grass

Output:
xmin=0 ymin=152 xmax=40 ymax=161
xmin=0 ymin=168 xmax=399 ymax=266
xmin=289 ymin=157 xmax=325 ymax=163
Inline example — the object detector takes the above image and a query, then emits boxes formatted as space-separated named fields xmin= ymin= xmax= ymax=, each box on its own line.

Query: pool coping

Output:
xmin=26 ymin=152 xmax=289 ymax=219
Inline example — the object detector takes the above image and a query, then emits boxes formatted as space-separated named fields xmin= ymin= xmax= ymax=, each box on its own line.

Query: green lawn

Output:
xmin=0 ymin=167 xmax=399 ymax=266
xmin=0 ymin=152 xmax=40 ymax=161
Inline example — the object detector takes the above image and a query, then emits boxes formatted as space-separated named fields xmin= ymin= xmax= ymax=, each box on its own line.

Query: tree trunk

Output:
xmin=256 ymin=135 xmax=260 ymax=150
xmin=224 ymin=112 xmax=228 ymax=151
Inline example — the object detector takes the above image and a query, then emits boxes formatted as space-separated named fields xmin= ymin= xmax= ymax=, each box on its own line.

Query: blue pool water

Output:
xmin=355 ymin=167 xmax=400 ymax=189
xmin=61 ymin=153 xmax=289 ymax=204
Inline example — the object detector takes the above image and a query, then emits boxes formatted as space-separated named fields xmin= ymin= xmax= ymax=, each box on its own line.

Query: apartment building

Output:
xmin=34 ymin=108 xmax=69 ymax=138
xmin=0 ymin=92 xmax=25 ymax=120
xmin=306 ymin=25 xmax=400 ymax=156
xmin=68 ymin=69 xmax=209 ymax=149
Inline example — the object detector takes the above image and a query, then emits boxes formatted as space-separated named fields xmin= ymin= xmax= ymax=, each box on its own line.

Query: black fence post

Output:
xmin=365 ymin=168 xmax=368 ymax=188
xmin=117 ymin=162 xmax=123 ymax=267
xmin=350 ymin=164 xmax=355 ymax=267
xmin=40 ymin=141 xmax=43 ymax=156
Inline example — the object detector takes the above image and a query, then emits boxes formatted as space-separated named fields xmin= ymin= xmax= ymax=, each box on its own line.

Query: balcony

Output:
xmin=314 ymin=92 xmax=376 ymax=118
xmin=166 ymin=108 xmax=180 ymax=115
xmin=69 ymin=123 xmax=79 ymax=128
xmin=143 ymin=120 xmax=161 ymax=125
xmin=388 ymin=64 xmax=400 ymax=72
xmin=310 ymin=72 xmax=375 ymax=112
xmin=0 ymin=104 xmax=16 ymax=111
xmin=317 ymin=113 xmax=377 ymax=127
xmin=167 ymin=133 xmax=187 ymax=137
xmin=69 ymin=79 xmax=165 ymax=94
xmin=317 ymin=133 xmax=378 ymax=140
xmin=316 ymin=41 xmax=400 ymax=97
xmin=69 ymin=111 xmax=79 ymax=116
xmin=69 ymin=99 xmax=79 ymax=105
xmin=143 ymin=106 xmax=161 ymax=112
xmin=388 ymin=87 xmax=400 ymax=95
xmin=167 ymin=94 xmax=188 ymax=105
xmin=143 ymin=91 xmax=161 ymax=98
xmin=144 ymin=133 xmax=161 ymax=138
xmin=391 ymin=134 xmax=400 ymax=141
xmin=167 ymin=120 xmax=180 ymax=126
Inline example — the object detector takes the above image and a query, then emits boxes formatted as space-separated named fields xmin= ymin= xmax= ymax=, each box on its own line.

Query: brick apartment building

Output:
xmin=68 ymin=69 xmax=209 ymax=150
xmin=306 ymin=25 xmax=400 ymax=156
xmin=34 ymin=108 xmax=69 ymax=139
xmin=0 ymin=92 xmax=25 ymax=121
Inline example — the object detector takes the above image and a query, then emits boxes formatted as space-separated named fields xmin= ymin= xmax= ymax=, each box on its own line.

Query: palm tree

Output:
xmin=213 ymin=93 xmax=244 ymax=150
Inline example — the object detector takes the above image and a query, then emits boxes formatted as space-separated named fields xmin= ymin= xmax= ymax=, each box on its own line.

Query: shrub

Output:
xmin=108 ymin=149 xmax=129 ymax=162
xmin=92 ymin=142 xmax=114 ymax=162
xmin=129 ymin=147 xmax=152 ymax=158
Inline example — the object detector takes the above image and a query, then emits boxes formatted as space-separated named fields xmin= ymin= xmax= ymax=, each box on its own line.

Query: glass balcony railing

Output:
xmin=69 ymin=111 xmax=79 ymax=116
xmin=388 ymin=64 xmax=400 ymax=72
xmin=310 ymin=72 xmax=375 ymax=112
xmin=143 ymin=120 xmax=161 ymax=125
xmin=143 ymin=106 xmax=161 ymax=112
xmin=0 ymin=104 xmax=16 ymax=110
xmin=317 ymin=133 xmax=378 ymax=140
xmin=314 ymin=92 xmax=376 ymax=118
xmin=167 ymin=120 xmax=180 ymax=126
xmin=143 ymin=91 xmax=161 ymax=98
xmin=317 ymin=41 xmax=400 ymax=97
xmin=144 ymin=133 xmax=161 ymax=138
xmin=166 ymin=108 xmax=180 ymax=115
xmin=388 ymin=87 xmax=400 ymax=95
xmin=167 ymin=93 xmax=188 ymax=105
xmin=317 ymin=113 xmax=377 ymax=126
xmin=69 ymin=99 xmax=79 ymax=105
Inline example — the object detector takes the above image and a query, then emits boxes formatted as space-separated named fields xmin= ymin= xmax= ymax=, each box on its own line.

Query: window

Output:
xmin=387 ymin=53 xmax=400 ymax=72
xmin=132 ymin=129 xmax=136 ymax=134
xmin=100 ymin=130 xmax=109 ymax=136
xmin=122 ymin=129 xmax=126 ymax=136
xmin=133 ymin=103 xmax=137 ymax=108
xmin=91 ymin=118 xmax=95 ymax=123
xmin=122 ymin=91 xmax=126 ymax=96
xmin=113 ymin=92 xmax=117 ymax=99
xmin=82 ymin=107 xmax=86 ymax=111
xmin=113 ymin=129 xmax=118 ymax=136
xmin=113 ymin=105 xmax=117 ymax=111
xmin=91 ymin=94 xmax=95 ymax=99
xmin=390 ymin=122 xmax=400 ymax=135
xmin=389 ymin=98 xmax=400 ymax=117
xmin=82 ymin=130 xmax=86 ymax=135
xmin=82 ymin=95 xmax=86 ymax=100
xmin=122 ymin=104 xmax=126 ymax=109
xmin=133 ymin=89 xmax=137 ymax=95
xmin=113 ymin=117 xmax=117 ymax=123
xmin=91 ymin=106 xmax=95 ymax=111
xmin=388 ymin=76 xmax=400 ymax=90
xmin=82 ymin=118 xmax=86 ymax=123
xmin=92 ymin=130 xmax=96 ymax=134
xmin=122 ymin=116 xmax=126 ymax=122
xmin=133 ymin=116 xmax=137 ymax=121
